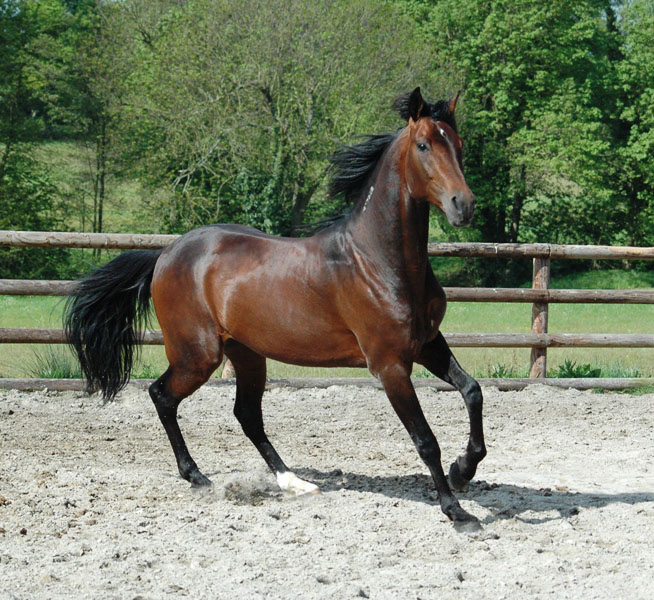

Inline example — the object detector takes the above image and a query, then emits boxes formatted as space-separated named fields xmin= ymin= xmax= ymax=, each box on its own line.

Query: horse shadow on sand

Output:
xmin=291 ymin=467 xmax=654 ymax=526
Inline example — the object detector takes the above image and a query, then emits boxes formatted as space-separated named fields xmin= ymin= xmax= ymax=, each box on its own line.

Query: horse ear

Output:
xmin=448 ymin=89 xmax=462 ymax=115
xmin=407 ymin=86 xmax=429 ymax=122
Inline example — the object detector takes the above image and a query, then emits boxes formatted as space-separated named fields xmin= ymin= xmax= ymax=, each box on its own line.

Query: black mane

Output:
xmin=327 ymin=91 xmax=457 ymax=203
xmin=328 ymin=132 xmax=397 ymax=203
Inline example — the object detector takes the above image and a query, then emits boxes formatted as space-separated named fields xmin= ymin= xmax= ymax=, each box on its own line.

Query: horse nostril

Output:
xmin=451 ymin=196 xmax=458 ymax=209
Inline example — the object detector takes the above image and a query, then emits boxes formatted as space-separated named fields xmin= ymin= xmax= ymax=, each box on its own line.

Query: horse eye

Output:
xmin=417 ymin=143 xmax=428 ymax=152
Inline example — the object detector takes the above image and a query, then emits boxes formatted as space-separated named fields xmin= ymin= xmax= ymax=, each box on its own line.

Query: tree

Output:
xmin=0 ymin=147 xmax=73 ymax=277
xmin=614 ymin=0 xmax=654 ymax=247
xmin=105 ymin=0 xmax=447 ymax=234
xmin=0 ymin=0 xmax=76 ymax=277
xmin=393 ymin=0 xmax=634 ymax=283
xmin=0 ymin=0 xmax=40 ymax=183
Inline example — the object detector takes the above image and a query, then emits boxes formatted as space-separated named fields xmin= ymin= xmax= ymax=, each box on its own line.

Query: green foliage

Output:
xmin=105 ymin=0 xmax=444 ymax=234
xmin=487 ymin=363 xmax=527 ymax=379
xmin=396 ymin=0 xmax=654 ymax=284
xmin=614 ymin=0 xmax=654 ymax=247
xmin=2 ymin=0 xmax=654 ymax=288
xmin=0 ymin=146 xmax=74 ymax=277
xmin=132 ymin=362 xmax=160 ymax=380
xmin=554 ymin=359 xmax=602 ymax=378
xmin=597 ymin=362 xmax=642 ymax=379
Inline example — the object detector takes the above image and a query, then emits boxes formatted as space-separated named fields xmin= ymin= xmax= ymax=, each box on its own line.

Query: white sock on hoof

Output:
xmin=276 ymin=471 xmax=320 ymax=496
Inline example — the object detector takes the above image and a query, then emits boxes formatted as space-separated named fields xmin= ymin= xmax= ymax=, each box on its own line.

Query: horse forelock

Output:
xmin=429 ymin=99 xmax=458 ymax=132
xmin=392 ymin=92 xmax=458 ymax=132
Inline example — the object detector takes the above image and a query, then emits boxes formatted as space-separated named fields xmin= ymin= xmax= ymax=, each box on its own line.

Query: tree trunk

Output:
xmin=97 ymin=116 xmax=106 ymax=235
xmin=508 ymin=165 xmax=526 ymax=243
xmin=92 ymin=115 xmax=107 ymax=258
xmin=289 ymin=180 xmax=321 ymax=236
xmin=0 ymin=139 xmax=12 ymax=186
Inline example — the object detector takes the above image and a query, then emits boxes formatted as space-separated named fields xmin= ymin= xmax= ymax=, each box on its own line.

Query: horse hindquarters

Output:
xmin=148 ymin=262 xmax=224 ymax=486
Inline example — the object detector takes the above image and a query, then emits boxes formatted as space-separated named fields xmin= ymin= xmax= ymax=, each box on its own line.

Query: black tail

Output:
xmin=64 ymin=250 xmax=162 ymax=400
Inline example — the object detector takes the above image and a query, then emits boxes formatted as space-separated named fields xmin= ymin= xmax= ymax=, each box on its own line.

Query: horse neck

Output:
xmin=345 ymin=136 xmax=431 ymax=289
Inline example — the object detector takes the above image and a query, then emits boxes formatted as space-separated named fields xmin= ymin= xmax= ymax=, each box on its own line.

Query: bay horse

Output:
xmin=65 ymin=87 xmax=486 ymax=530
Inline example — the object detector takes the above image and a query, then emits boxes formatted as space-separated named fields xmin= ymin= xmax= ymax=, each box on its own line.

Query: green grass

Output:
xmin=549 ymin=269 xmax=654 ymax=290
xmin=440 ymin=300 xmax=654 ymax=378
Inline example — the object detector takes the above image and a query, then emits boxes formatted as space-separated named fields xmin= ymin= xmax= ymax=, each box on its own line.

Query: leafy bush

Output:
xmin=554 ymin=359 xmax=602 ymax=378
xmin=133 ymin=363 xmax=161 ymax=380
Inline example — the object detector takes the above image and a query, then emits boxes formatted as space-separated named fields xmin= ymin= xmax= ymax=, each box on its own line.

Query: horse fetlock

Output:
xmin=177 ymin=459 xmax=211 ymax=487
xmin=448 ymin=460 xmax=471 ymax=492
xmin=470 ymin=443 xmax=487 ymax=462
xmin=187 ymin=470 xmax=212 ymax=488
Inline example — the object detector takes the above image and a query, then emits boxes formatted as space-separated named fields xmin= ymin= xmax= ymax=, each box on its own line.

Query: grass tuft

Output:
xmin=133 ymin=362 xmax=161 ymax=379
xmin=27 ymin=346 xmax=82 ymax=379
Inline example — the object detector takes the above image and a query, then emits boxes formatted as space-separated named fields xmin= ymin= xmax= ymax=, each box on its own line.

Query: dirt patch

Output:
xmin=0 ymin=383 xmax=652 ymax=599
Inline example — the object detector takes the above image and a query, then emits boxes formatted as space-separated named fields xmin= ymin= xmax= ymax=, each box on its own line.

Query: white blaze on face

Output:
xmin=276 ymin=471 xmax=320 ymax=496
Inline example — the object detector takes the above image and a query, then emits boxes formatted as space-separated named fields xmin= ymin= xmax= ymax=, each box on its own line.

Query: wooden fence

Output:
xmin=2 ymin=230 xmax=654 ymax=390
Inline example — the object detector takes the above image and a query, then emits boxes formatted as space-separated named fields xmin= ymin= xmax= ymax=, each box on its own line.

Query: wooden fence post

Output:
xmin=530 ymin=256 xmax=551 ymax=377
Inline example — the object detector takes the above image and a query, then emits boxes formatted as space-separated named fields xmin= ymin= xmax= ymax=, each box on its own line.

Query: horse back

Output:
xmin=151 ymin=225 xmax=367 ymax=367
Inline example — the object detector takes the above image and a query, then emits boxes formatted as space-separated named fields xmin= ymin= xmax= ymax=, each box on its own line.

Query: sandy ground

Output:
xmin=0 ymin=383 xmax=653 ymax=599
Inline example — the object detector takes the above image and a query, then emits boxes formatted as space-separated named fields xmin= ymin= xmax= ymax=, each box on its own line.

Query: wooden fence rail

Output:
xmin=2 ymin=230 xmax=654 ymax=385
xmin=3 ymin=327 xmax=654 ymax=348
xmin=2 ymin=376 xmax=654 ymax=393
xmin=3 ymin=230 xmax=654 ymax=259
xmin=2 ymin=279 xmax=654 ymax=304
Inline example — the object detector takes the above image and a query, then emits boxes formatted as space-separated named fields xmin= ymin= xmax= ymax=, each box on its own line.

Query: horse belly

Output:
xmin=229 ymin=312 xmax=366 ymax=367
xmin=210 ymin=279 xmax=367 ymax=368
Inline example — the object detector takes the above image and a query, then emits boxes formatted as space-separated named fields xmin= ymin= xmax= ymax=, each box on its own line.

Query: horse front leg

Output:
xmin=377 ymin=362 xmax=481 ymax=530
xmin=417 ymin=332 xmax=487 ymax=492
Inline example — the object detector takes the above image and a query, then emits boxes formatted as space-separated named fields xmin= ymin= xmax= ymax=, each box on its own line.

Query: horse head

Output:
xmin=400 ymin=87 xmax=475 ymax=227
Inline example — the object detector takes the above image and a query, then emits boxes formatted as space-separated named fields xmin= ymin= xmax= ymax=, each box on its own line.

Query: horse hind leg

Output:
xmin=225 ymin=340 xmax=319 ymax=497
xmin=149 ymin=349 xmax=222 ymax=487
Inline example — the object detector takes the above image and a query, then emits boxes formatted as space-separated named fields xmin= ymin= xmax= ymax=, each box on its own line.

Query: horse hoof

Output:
xmin=189 ymin=472 xmax=213 ymax=488
xmin=277 ymin=471 xmax=320 ymax=497
xmin=453 ymin=517 xmax=483 ymax=534
xmin=448 ymin=461 xmax=470 ymax=492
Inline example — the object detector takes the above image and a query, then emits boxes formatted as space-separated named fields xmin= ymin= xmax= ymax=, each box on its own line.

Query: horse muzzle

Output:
xmin=441 ymin=190 xmax=475 ymax=227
